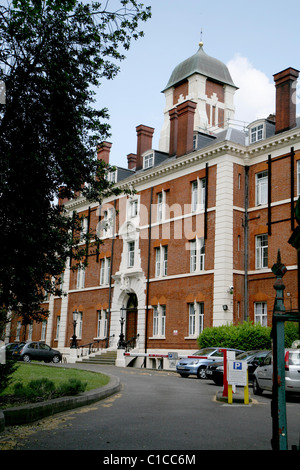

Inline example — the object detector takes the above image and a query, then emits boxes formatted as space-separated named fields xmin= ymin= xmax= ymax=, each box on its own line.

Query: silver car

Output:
xmin=253 ymin=349 xmax=300 ymax=395
xmin=176 ymin=347 xmax=244 ymax=379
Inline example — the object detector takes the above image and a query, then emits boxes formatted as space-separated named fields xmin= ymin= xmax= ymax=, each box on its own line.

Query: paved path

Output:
xmin=1 ymin=363 xmax=300 ymax=453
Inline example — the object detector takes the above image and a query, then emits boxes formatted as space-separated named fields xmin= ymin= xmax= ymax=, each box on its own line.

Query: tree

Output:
xmin=0 ymin=0 xmax=151 ymax=337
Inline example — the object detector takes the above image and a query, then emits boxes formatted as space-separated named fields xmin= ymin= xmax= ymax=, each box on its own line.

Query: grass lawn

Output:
xmin=1 ymin=363 xmax=110 ymax=396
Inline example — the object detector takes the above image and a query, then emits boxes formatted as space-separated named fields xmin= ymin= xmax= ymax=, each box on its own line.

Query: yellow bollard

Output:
xmin=244 ymin=370 xmax=249 ymax=405
xmin=228 ymin=384 xmax=233 ymax=404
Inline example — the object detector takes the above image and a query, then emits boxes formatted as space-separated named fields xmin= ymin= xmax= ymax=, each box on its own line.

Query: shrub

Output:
xmin=198 ymin=320 xmax=300 ymax=351
xmin=0 ymin=359 xmax=19 ymax=394
xmin=198 ymin=321 xmax=272 ymax=351
xmin=284 ymin=322 xmax=299 ymax=348
xmin=12 ymin=377 xmax=87 ymax=402
xmin=56 ymin=378 xmax=87 ymax=397
xmin=13 ymin=378 xmax=56 ymax=401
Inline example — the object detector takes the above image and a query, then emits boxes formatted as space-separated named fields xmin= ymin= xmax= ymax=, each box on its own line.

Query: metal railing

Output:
xmin=78 ymin=334 xmax=115 ymax=357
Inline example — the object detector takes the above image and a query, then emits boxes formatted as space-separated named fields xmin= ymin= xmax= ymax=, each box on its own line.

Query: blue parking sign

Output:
xmin=233 ymin=361 xmax=242 ymax=370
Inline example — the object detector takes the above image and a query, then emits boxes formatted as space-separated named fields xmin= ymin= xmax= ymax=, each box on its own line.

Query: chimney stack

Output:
xmin=127 ymin=153 xmax=137 ymax=170
xmin=97 ymin=141 xmax=112 ymax=164
xmin=136 ymin=124 xmax=155 ymax=170
xmin=176 ymin=100 xmax=197 ymax=157
xmin=273 ymin=67 xmax=299 ymax=134
xmin=169 ymin=107 xmax=178 ymax=156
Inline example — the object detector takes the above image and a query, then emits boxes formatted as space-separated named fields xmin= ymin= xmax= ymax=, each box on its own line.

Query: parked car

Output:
xmin=0 ymin=342 xmax=25 ymax=360
xmin=253 ymin=349 xmax=300 ymax=395
xmin=12 ymin=341 xmax=62 ymax=363
xmin=205 ymin=349 xmax=270 ymax=385
xmin=176 ymin=347 xmax=244 ymax=379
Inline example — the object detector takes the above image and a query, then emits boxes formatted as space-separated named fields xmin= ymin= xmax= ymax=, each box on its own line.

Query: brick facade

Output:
xmin=7 ymin=46 xmax=300 ymax=366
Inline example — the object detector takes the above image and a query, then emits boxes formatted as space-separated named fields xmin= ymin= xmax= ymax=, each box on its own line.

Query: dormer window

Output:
xmin=144 ymin=152 xmax=154 ymax=169
xmin=250 ymin=123 xmax=264 ymax=143
xmin=107 ymin=170 xmax=117 ymax=183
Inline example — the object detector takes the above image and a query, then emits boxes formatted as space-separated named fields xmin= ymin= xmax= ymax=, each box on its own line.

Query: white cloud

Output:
xmin=227 ymin=54 xmax=275 ymax=125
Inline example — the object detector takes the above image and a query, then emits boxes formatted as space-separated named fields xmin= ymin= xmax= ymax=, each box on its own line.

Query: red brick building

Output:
xmin=6 ymin=43 xmax=300 ymax=368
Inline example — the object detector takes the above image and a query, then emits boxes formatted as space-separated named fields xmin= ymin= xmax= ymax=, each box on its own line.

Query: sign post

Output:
xmin=221 ymin=349 xmax=236 ymax=397
xmin=227 ymin=360 xmax=249 ymax=404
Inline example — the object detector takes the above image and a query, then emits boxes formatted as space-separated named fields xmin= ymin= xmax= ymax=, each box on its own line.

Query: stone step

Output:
xmin=78 ymin=350 xmax=117 ymax=365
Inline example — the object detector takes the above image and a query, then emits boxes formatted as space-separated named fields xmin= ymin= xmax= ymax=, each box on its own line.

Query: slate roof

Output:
xmin=162 ymin=44 xmax=237 ymax=92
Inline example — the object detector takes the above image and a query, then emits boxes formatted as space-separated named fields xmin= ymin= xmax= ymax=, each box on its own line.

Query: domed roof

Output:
xmin=162 ymin=43 xmax=237 ymax=91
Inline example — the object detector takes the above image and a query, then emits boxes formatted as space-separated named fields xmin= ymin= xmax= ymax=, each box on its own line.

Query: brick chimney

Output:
xmin=273 ymin=67 xmax=299 ymax=134
xmin=127 ymin=153 xmax=137 ymax=170
xmin=136 ymin=124 xmax=155 ymax=170
xmin=169 ymin=107 xmax=178 ymax=156
xmin=58 ymin=186 xmax=69 ymax=206
xmin=176 ymin=100 xmax=197 ymax=157
xmin=97 ymin=141 xmax=112 ymax=163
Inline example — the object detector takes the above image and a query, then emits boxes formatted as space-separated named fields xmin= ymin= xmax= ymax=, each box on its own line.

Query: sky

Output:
xmin=96 ymin=0 xmax=300 ymax=168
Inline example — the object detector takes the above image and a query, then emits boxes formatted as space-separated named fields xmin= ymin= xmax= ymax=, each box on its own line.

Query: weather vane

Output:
xmin=199 ymin=28 xmax=204 ymax=47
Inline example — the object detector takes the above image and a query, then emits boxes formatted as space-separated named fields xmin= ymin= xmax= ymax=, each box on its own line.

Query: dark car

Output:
xmin=175 ymin=347 xmax=245 ymax=379
xmin=0 ymin=342 xmax=25 ymax=360
xmin=12 ymin=341 xmax=62 ymax=363
xmin=205 ymin=349 xmax=270 ymax=385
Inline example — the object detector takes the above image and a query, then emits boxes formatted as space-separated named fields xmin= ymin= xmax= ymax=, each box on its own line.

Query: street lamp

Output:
xmin=71 ymin=309 xmax=79 ymax=349
xmin=117 ymin=306 xmax=127 ymax=349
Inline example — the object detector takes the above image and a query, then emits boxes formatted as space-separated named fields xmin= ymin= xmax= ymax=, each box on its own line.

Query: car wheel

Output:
xmin=197 ymin=366 xmax=207 ymax=379
xmin=253 ymin=377 xmax=262 ymax=395
xmin=52 ymin=355 xmax=60 ymax=363
xmin=22 ymin=354 xmax=31 ymax=363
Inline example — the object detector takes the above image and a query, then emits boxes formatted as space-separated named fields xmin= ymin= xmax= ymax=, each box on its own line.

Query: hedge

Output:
xmin=197 ymin=321 xmax=300 ymax=351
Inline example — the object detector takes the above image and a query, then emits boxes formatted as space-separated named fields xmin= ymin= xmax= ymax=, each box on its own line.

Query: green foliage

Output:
xmin=198 ymin=321 xmax=300 ymax=351
xmin=284 ymin=322 xmax=300 ymax=348
xmin=197 ymin=321 xmax=272 ymax=351
xmin=0 ymin=1 xmax=151 ymax=331
xmin=0 ymin=360 xmax=19 ymax=394
xmin=56 ymin=377 xmax=87 ymax=396
xmin=12 ymin=376 xmax=87 ymax=402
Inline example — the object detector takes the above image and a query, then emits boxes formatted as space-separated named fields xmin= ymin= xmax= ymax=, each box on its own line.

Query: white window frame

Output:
xmin=79 ymin=216 xmax=88 ymax=242
xmin=250 ymin=123 xmax=264 ymax=143
xmin=41 ymin=320 xmax=47 ymax=341
xmin=129 ymin=199 xmax=138 ymax=218
xmin=16 ymin=321 xmax=21 ymax=341
xmin=188 ymin=302 xmax=204 ymax=337
xmin=255 ymin=234 xmax=268 ymax=269
xmin=97 ymin=309 xmax=108 ymax=338
xmin=157 ymin=191 xmax=166 ymax=222
xmin=28 ymin=322 xmax=33 ymax=341
xmin=190 ymin=238 xmax=205 ymax=272
xmin=102 ymin=209 xmax=113 ymax=238
xmin=144 ymin=152 xmax=154 ymax=169
xmin=153 ymin=304 xmax=166 ymax=337
xmin=254 ymin=302 xmax=267 ymax=326
xmin=155 ymin=245 xmax=168 ymax=277
xmin=106 ymin=169 xmax=117 ymax=183
xmin=191 ymin=178 xmax=206 ymax=212
xmin=100 ymin=257 xmax=111 ymax=285
xmin=55 ymin=316 xmax=60 ymax=340
xmin=128 ymin=241 xmax=135 ymax=268
xmin=256 ymin=171 xmax=268 ymax=206
xmin=76 ymin=264 xmax=86 ymax=289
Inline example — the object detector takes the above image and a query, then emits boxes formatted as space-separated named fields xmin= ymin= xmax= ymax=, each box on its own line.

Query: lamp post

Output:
xmin=118 ymin=306 xmax=126 ymax=349
xmin=71 ymin=309 xmax=78 ymax=349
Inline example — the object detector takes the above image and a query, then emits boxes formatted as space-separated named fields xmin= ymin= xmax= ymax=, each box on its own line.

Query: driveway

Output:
xmin=1 ymin=363 xmax=300 ymax=452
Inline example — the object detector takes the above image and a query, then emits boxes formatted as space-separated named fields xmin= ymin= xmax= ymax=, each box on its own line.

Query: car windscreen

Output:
xmin=193 ymin=348 xmax=216 ymax=356
xmin=289 ymin=351 xmax=300 ymax=365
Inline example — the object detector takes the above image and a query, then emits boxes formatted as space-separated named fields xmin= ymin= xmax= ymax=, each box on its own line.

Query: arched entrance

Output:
xmin=125 ymin=293 xmax=138 ymax=342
